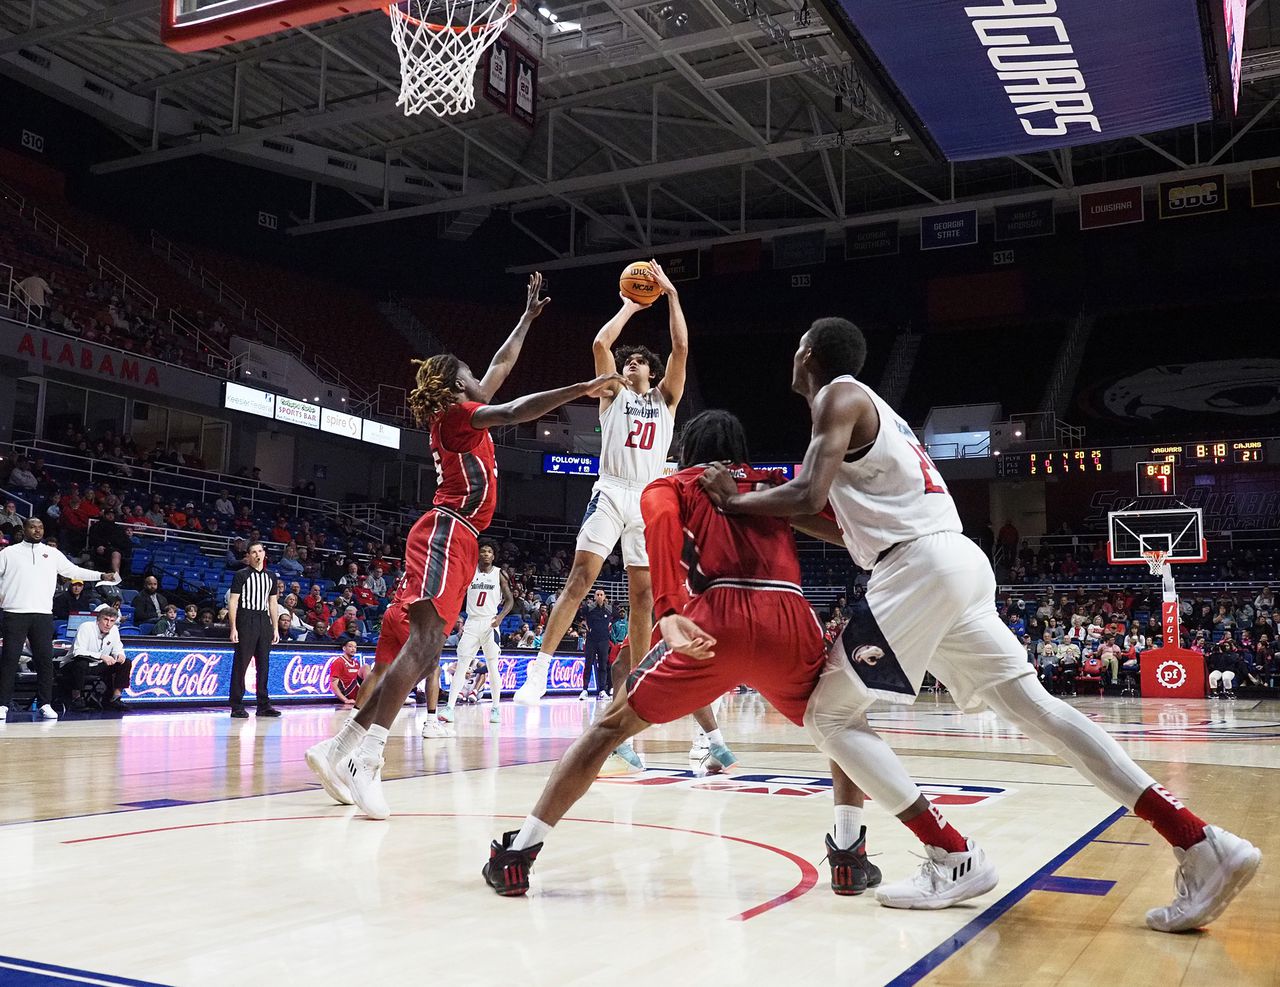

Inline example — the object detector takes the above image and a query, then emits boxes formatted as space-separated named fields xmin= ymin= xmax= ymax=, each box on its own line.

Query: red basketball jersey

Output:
xmin=430 ymin=400 xmax=497 ymax=531
xmin=327 ymin=654 xmax=363 ymax=692
xmin=640 ymin=465 xmax=803 ymax=618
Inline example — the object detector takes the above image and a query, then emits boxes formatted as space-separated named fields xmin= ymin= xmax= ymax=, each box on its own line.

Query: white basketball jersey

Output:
xmin=598 ymin=387 xmax=675 ymax=485
xmin=824 ymin=376 xmax=963 ymax=569
xmin=465 ymin=566 xmax=502 ymax=619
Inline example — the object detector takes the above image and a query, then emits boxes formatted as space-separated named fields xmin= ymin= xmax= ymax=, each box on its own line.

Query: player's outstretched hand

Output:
xmin=523 ymin=272 xmax=551 ymax=321
xmin=99 ymin=571 xmax=121 ymax=584
xmin=648 ymin=259 xmax=676 ymax=298
xmin=699 ymin=462 xmax=739 ymax=510
xmin=658 ymin=614 xmax=716 ymax=661
xmin=584 ymin=372 xmax=628 ymax=398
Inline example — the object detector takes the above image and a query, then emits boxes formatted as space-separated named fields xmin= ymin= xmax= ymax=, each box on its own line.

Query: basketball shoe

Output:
xmin=689 ymin=729 xmax=709 ymax=762
xmin=1145 ymin=826 xmax=1261 ymax=932
xmin=344 ymin=749 xmax=390 ymax=820
xmin=514 ymin=657 xmax=551 ymax=705
xmin=482 ymin=830 xmax=542 ymax=896
xmin=824 ymin=828 xmax=882 ymax=896
xmin=422 ymin=718 xmax=455 ymax=739
xmin=438 ymin=705 xmax=456 ymax=723
xmin=700 ymin=742 xmax=738 ymax=775
xmin=305 ymin=738 xmax=354 ymax=805
xmin=489 ymin=704 xmax=502 ymax=723
xmin=874 ymin=839 xmax=998 ymax=909
xmin=613 ymin=740 xmax=645 ymax=771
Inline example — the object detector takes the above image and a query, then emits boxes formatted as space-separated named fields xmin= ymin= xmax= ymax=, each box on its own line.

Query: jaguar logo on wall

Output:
xmin=1081 ymin=359 xmax=1280 ymax=425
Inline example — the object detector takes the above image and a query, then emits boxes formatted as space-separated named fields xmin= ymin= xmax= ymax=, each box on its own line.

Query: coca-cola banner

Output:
xmin=123 ymin=646 xmax=586 ymax=704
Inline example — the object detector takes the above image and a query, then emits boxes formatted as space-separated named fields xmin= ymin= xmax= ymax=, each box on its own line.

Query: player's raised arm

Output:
xmin=701 ymin=382 xmax=868 ymax=517
xmin=476 ymin=272 xmax=551 ymax=401
xmin=592 ymin=298 xmax=644 ymax=413
xmin=649 ymin=260 xmax=687 ymax=410
xmin=471 ymin=372 xmax=627 ymax=429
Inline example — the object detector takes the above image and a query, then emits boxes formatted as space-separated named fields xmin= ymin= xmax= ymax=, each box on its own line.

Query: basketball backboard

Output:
xmin=161 ymin=0 xmax=384 ymax=52
xmin=1107 ymin=507 xmax=1206 ymax=566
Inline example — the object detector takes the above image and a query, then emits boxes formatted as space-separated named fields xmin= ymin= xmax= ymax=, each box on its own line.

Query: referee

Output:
xmin=228 ymin=541 xmax=280 ymax=718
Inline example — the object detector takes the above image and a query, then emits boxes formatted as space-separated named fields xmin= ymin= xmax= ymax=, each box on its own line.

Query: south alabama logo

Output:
xmin=1156 ymin=659 xmax=1188 ymax=690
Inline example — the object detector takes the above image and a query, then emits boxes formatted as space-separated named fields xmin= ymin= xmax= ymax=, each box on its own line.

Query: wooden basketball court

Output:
xmin=0 ymin=693 xmax=1274 ymax=986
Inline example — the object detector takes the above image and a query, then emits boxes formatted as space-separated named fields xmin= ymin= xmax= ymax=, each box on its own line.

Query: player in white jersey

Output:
xmin=439 ymin=542 xmax=513 ymax=727
xmin=702 ymin=317 xmax=1259 ymax=930
xmin=514 ymin=261 xmax=684 ymax=714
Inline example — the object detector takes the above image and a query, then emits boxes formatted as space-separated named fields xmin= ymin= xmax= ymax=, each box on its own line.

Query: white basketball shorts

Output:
xmin=806 ymin=530 xmax=1034 ymax=736
xmin=575 ymin=479 xmax=648 ymax=567
xmin=456 ymin=614 xmax=501 ymax=664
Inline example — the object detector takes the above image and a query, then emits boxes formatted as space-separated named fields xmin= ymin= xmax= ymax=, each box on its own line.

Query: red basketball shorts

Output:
xmin=375 ymin=507 xmax=479 ymax=666
xmin=626 ymin=586 xmax=824 ymax=726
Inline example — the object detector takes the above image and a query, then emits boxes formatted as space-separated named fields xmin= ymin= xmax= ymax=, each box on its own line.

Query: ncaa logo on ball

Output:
xmin=1156 ymin=659 xmax=1188 ymax=690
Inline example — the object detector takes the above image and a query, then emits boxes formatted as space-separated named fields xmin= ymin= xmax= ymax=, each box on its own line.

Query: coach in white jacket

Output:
xmin=0 ymin=517 xmax=119 ymax=719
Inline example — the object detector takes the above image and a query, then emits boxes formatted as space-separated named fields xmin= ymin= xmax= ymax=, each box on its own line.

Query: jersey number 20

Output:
xmin=625 ymin=420 xmax=656 ymax=450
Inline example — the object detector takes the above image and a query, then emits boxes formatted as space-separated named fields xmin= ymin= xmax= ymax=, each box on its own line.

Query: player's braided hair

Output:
xmin=614 ymin=345 xmax=665 ymax=385
xmin=806 ymin=317 xmax=867 ymax=380
xmin=679 ymin=409 xmax=750 ymax=469
xmin=408 ymin=354 xmax=462 ymax=426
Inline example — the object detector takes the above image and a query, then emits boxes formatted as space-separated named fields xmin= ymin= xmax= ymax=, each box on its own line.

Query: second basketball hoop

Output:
xmin=387 ymin=0 xmax=517 ymax=117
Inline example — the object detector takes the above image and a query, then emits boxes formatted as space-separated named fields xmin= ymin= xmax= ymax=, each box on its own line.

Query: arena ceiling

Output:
xmin=2 ymin=0 xmax=1280 ymax=268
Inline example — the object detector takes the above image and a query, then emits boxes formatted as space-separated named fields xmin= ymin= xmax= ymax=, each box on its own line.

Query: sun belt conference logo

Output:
xmin=1156 ymin=659 xmax=1188 ymax=690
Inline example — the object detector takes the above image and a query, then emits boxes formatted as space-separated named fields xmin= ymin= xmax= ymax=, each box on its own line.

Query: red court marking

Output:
xmin=61 ymin=812 xmax=818 ymax=922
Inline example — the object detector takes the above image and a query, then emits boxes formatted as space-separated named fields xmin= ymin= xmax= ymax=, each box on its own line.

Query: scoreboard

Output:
xmin=996 ymin=448 xmax=1108 ymax=477
xmin=1148 ymin=440 xmax=1266 ymax=465
xmin=1136 ymin=460 xmax=1177 ymax=496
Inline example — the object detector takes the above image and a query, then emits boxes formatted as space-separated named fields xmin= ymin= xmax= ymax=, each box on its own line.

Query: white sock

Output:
xmin=334 ymin=719 xmax=367 ymax=757
xmin=512 ymin=815 xmax=552 ymax=851
xmin=359 ymin=725 xmax=390 ymax=756
xmin=535 ymin=652 xmax=553 ymax=668
xmin=834 ymin=805 xmax=864 ymax=849
xmin=706 ymin=729 xmax=725 ymax=747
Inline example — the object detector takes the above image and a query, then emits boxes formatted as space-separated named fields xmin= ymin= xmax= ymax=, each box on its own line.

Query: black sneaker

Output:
xmin=256 ymin=706 xmax=282 ymax=717
xmin=824 ymin=827 xmax=882 ymax=896
xmin=230 ymin=707 xmax=249 ymax=718
xmin=482 ymin=830 xmax=542 ymax=897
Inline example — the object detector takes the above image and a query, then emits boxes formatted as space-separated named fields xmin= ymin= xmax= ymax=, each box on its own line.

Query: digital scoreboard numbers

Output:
xmin=1176 ymin=440 xmax=1266 ymax=466
xmin=1136 ymin=460 xmax=1177 ymax=497
xmin=996 ymin=448 xmax=1107 ymax=477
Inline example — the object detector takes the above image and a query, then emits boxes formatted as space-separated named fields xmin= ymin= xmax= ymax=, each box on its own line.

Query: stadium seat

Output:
xmin=1076 ymin=657 xmax=1105 ymax=696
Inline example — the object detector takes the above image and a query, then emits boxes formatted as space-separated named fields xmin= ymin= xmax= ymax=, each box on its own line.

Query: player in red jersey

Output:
xmin=327 ymin=640 xmax=366 ymax=706
xmin=306 ymin=274 xmax=625 ymax=819
xmin=483 ymin=410 xmax=879 ymax=897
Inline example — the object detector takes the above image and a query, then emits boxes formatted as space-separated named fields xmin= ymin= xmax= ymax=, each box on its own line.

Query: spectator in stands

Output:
xmin=153 ymin=604 xmax=179 ymax=638
xmin=133 ymin=575 xmax=167 ymax=631
xmin=225 ymin=538 xmax=247 ymax=569
xmin=271 ymin=515 xmax=292 ymax=544
xmin=16 ymin=272 xmax=52 ymax=316
xmin=305 ymin=618 xmax=331 ymax=644
xmin=86 ymin=506 xmax=130 ymax=575
xmin=337 ymin=562 xmax=362 ymax=591
xmin=282 ymin=595 xmax=309 ymax=638
xmin=1255 ymin=587 xmax=1275 ymax=615
xmin=53 ymin=579 xmax=99 ymax=621
xmin=363 ymin=563 xmax=387 ymax=600
xmin=277 ymin=544 xmax=304 ymax=580
xmin=58 ymin=490 xmax=99 ymax=555
xmin=234 ymin=506 xmax=254 ymax=534
xmin=334 ymin=585 xmax=357 ymax=613
xmin=141 ymin=497 xmax=165 ymax=528
xmin=61 ymin=603 xmax=131 ymax=711
xmin=611 ymin=607 xmax=628 ymax=647
xmin=183 ymin=609 xmax=221 ymax=639
xmin=0 ymin=501 xmax=23 ymax=540
xmin=1096 ymin=634 xmax=1124 ymax=686
xmin=277 ymin=610 xmax=304 ymax=643
xmin=167 ymin=502 xmax=190 ymax=529
xmin=334 ymin=619 xmax=363 ymax=645
xmin=517 ymin=623 xmax=536 ymax=648
xmin=214 ymin=490 xmax=236 ymax=518
xmin=6 ymin=459 xmax=38 ymax=494
xmin=329 ymin=605 xmax=365 ymax=640
xmin=1057 ymin=642 xmax=1081 ymax=693
xmin=1213 ymin=604 xmax=1237 ymax=634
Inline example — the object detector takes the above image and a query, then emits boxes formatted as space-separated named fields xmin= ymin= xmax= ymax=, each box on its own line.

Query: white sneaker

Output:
xmin=438 ymin=705 xmax=456 ymax=723
xmin=689 ymin=732 xmax=710 ymax=761
xmin=1145 ymin=826 xmax=1261 ymax=932
xmin=578 ymin=690 xmax=588 ymax=701
xmin=514 ymin=657 xmax=550 ymax=705
xmin=39 ymin=704 xmax=58 ymax=720
xmin=613 ymin=741 xmax=646 ymax=772
xmin=489 ymin=704 xmax=501 ymax=723
xmin=343 ymin=750 xmax=389 ymax=820
xmin=305 ymin=738 xmax=354 ymax=805
xmin=422 ymin=718 xmax=455 ymax=739
xmin=875 ymin=839 xmax=999 ymax=909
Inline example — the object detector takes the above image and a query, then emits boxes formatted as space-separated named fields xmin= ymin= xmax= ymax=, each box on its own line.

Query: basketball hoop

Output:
xmin=1141 ymin=549 xmax=1169 ymax=576
xmin=386 ymin=0 xmax=517 ymax=117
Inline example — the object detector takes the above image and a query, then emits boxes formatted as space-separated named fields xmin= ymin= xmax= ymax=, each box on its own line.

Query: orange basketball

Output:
xmin=619 ymin=261 xmax=662 ymax=306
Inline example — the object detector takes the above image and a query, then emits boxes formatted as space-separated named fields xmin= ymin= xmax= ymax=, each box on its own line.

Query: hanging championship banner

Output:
xmin=1079 ymin=185 xmax=1144 ymax=230
xmin=994 ymin=200 xmax=1055 ymax=241
xmin=1158 ymin=173 xmax=1227 ymax=219
xmin=482 ymin=37 xmax=512 ymax=112
xmin=844 ymin=221 xmax=900 ymax=260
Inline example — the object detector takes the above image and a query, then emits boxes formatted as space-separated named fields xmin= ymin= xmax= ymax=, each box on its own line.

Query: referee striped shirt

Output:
xmin=230 ymin=566 xmax=276 ymax=612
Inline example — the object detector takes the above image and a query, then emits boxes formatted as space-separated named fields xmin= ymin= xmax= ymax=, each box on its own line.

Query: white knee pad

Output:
xmin=1209 ymin=670 xmax=1222 ymax=687
xmin=980 ymin=675 xmax=1154 ymax=808
xmin=1223 ymin=670 xmax=1235 ymax=689
xmin=803 ymin=706 xmax=921 ymax=817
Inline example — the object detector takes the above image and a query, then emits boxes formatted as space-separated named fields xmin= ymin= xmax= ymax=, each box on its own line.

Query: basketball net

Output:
xmin=1141 ymin=549 xmax=1169 ymax=576
xmin=387 ymin=0 xmax=517 ymax=117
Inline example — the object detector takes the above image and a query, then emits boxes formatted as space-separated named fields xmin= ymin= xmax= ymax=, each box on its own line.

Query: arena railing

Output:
xmin=0 ymin=487 xmax=36 ymax=517
xmin=0 ymin=262 xmax=43 ymax=327
xmin=98 ymin=256 xmax=158 ymax=316
xmin=29 ymin=206 xmax=89 ymax=266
